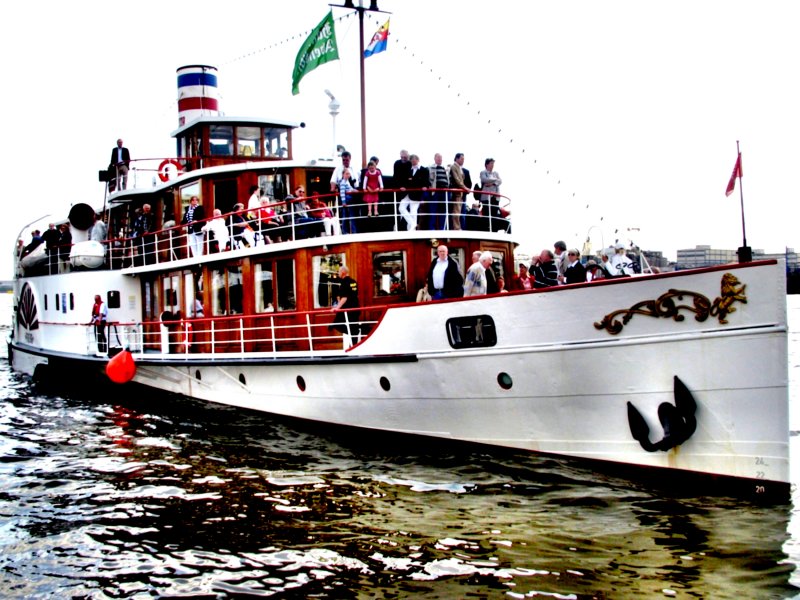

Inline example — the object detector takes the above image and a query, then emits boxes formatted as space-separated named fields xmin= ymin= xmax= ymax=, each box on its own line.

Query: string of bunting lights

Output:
xmin=172 ymin=11 xmax=605 ymax=248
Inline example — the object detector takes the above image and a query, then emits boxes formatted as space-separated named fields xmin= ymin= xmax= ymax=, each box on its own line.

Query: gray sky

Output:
xmin=2 ymin=0 xmax=798 ymax=278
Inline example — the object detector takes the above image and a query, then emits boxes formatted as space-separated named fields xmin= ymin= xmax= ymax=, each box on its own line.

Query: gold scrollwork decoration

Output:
xmin=594 ymin=273 xmax=747 ymax=335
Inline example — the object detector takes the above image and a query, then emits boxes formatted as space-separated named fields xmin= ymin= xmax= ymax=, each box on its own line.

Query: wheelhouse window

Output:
xmin=313 ymin=253 xmax=345 ymax=308
xmin=372 ymin=250 xmax=407 ymax=297
xmin=263 ymin=127 xmax=289 ymax=158
xmin=211 ymin=264 xmax=243 ymax=316
xmin=237 ymin=126 xmax=261 ymax=157
xmin=255 ymin=259 xmax=296 ymax=312
xmin=210 ymin=125 xmax=233 ymax=156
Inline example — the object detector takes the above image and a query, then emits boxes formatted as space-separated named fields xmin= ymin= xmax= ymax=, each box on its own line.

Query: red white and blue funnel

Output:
xmin=177 ymin=65 xmax=220 ymax=126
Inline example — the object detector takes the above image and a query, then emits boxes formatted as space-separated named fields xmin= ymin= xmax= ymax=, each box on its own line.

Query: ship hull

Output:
xmin=10 ymin=260 xmax=790 ymax=499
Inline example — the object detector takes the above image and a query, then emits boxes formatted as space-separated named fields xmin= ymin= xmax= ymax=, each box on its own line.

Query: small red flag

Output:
xmin=725 ymin=153 xmax=742 ymax=197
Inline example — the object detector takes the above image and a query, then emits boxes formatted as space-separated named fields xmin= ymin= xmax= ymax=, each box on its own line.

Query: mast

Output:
xmin=735 ymin=140 xmax=751 ymax=263
xmin=332 ymin=1 xmax=388 ymax=168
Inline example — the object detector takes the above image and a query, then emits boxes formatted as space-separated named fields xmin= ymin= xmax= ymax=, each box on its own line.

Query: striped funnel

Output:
xmin=177 ymin=65 xmax=220 ymax=126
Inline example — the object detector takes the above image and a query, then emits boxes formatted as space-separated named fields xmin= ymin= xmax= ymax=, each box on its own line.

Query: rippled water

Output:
xmin=1 ymin=296 xmax=799 ymax=599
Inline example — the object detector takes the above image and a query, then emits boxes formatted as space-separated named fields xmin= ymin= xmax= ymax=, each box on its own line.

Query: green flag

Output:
xmin=292 ymin=11 xmax=339 ymax=96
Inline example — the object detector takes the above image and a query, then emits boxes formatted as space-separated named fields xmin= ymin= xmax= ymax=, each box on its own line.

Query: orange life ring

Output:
xmin=158 ymin=159 xmax=183 ymax=182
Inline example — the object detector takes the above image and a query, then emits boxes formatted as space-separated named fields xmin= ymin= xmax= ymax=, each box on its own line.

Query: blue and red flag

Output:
xmin=364 ymin=19 xmax=390 ymax=58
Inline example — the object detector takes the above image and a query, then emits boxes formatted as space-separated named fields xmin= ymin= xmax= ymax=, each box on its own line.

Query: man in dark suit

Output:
xmin=392 ymin=149 xmax=412 ymax=209
xmin=109 ymin=139 xmax=131 ymax=190
xmin=427 ymin=244 xmax=464 ymax=300
xmin=562 ymin=249 xmax=588 ymax=284
xmin=399 ymin=154 xmax=429 ymax=231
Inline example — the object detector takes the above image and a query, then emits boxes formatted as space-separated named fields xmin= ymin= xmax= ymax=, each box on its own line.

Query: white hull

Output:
xmin=10 ymin=260 xmax=789 ymax=494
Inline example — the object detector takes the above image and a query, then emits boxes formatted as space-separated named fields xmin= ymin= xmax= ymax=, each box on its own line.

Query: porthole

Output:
xmin=497 ymin=372 xmax=513 ymax=390
xmin=379 ymin=376 xmax=390 ymax=391
xmin=239 ymin=373 xmax=247 ymax=386
xmin=297 ymin=375 xmax=306 ymax=392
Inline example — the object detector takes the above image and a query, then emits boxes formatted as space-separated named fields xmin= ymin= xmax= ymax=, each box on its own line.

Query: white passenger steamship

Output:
xmin=8 ymin=65 xmax=790 ymax=499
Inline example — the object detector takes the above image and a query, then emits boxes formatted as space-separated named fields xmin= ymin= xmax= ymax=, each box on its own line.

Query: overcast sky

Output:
xmin=2 ymin=0 xmax=798 ymax=278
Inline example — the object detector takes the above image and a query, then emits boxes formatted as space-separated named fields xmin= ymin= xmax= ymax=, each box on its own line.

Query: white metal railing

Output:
xmin=68 ymin=306 xmax=382 ymax=358
xmin=23 ymin=188 xmax=512 ymax=275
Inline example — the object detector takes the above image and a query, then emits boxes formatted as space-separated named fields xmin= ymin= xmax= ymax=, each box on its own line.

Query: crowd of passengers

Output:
xmin=187 ymin=149 xmax=511 ymax=253
xmin=422 ymin=240 xmax=638 ymax=301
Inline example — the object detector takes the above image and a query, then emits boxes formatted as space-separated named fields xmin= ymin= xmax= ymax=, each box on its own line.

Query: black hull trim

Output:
xmin=10 ymin=342 xmax=418 ymax=368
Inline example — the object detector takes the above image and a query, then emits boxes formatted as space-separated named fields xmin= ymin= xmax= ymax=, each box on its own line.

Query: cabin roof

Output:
xmin=171 ymin=116 xmax=301 ymax=138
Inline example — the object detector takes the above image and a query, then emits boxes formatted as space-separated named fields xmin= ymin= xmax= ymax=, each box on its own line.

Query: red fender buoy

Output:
xmin=157 ymin=159 xmax=183 ymax=182
xmin=106 ymin=349 xmax=136 ymax=384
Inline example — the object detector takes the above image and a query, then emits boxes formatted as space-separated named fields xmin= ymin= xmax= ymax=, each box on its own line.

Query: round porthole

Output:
xmin=297 ymin=375 xmax=306 ymax=392
xmin=239 ymin=373 xmax=247 ymax=386
xmin=379 ymin=376 xmax=390 ymax=391
xmin=195 ymin=370 xmax=202 ymax=381
xmin=497 ymin=372 xmax=513 ymax=390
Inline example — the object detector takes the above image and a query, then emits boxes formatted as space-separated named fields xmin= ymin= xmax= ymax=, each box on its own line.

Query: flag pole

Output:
xmin=331 ymin=1 xmax=390 ymax=169
xmin=735 ymin=140 xmax=752 ymax=263
xmin=358 ymin=7 xmax=367 ymax=170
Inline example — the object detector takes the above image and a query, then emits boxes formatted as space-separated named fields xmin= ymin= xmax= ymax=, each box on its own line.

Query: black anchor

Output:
xmin=627 ymin=376 xmax=697 ymax=452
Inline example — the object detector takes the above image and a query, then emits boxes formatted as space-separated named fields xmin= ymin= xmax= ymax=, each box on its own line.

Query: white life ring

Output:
xmin=158 ymin=159 xmax=183 ymax=182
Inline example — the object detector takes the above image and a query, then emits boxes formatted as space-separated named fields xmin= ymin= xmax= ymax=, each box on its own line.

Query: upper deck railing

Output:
xmin=20 ymin=186 xmax=512 ymax=275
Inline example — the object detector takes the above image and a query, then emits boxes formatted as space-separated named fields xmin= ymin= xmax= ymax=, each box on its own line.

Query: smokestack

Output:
xmin=176 ymin=65 xmax=220 ymax=127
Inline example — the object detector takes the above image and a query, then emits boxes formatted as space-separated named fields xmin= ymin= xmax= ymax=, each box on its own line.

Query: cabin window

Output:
xmin=263 ymin=127 xmax=289 ymax=158
xmin=143 ymin=280 xmax=155 ymax=321
xmin=211 ymin=265 xmax=243 ymax=316
xmin=372 ymin=250 xmax=407 ymax=297
xmin=237 ymin=126 xmax=261 ymax=157
xmin=210 ymin=125 xmax=233 ymax=156
xmin=69 ymin=293 xmax=74 ymax=311
xmin=258 ymin=174 xmax=290 ymax=202
xmin=255 ymin=259 xmax=296 ymax=313
xmin=184 ymin=271 xmax=200 ymax=318
xmin=44 ymin=295 xmax=48 ymax=311
xmin=446 ymin=315 xmax=497 ymax=349
xmin=313 ymin=253 xmax=346 ymax=309
xmin=162 ymin=273 xmax=181 ymax=317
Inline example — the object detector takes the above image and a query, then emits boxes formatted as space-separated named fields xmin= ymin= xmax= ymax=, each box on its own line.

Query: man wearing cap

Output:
xmin=511 ymin=262 xmax=533 ymax=291
xmin=610 ymin=243 xmax=635 ymax=276
xmin=601 ymin=248 xmax=614 ymax=276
